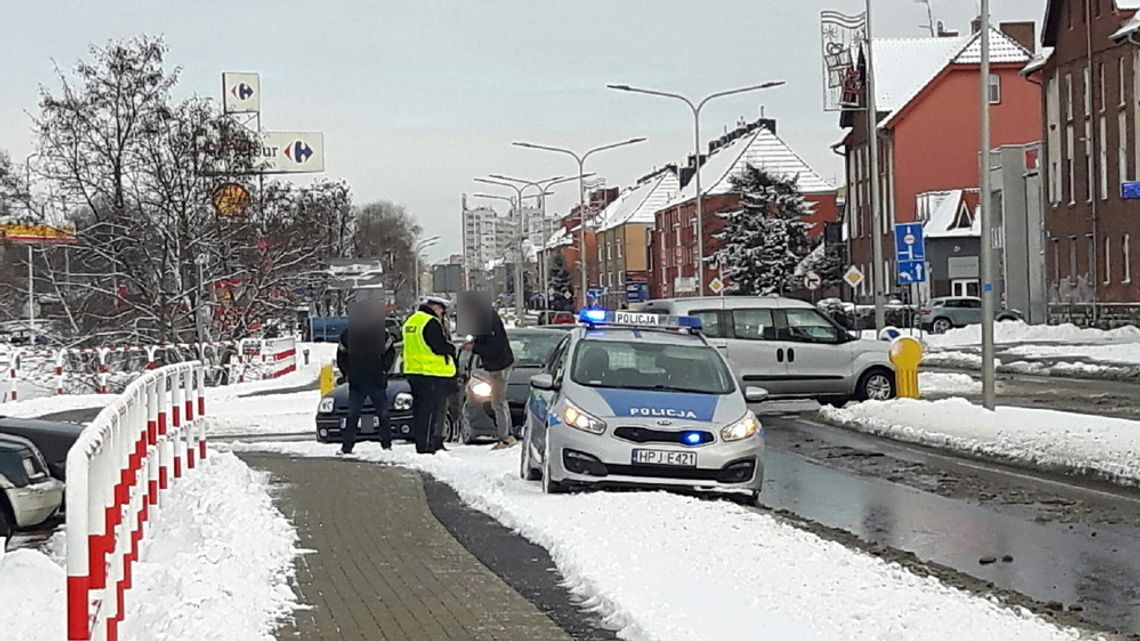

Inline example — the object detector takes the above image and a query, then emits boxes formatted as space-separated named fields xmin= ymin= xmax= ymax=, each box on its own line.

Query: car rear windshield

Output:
xmin=509 ymin=332 xmax=565 ymax=366
xmin=570 ymin=339 xmax=735 ymax=395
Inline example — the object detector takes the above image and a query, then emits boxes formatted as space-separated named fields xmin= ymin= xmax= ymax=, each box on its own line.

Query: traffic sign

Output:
xmin=897 ymin=260 xmax=926 ymax=284
xmin=894 ymin=223 xmax=926 ymax=262
xmin=843 ymin=265 xmax=864 ymax=289
xmin=803 ymin=271 xmax=822 ymax=291
xmin=708 ymin=277 xmax=725 ymax=295
xmin=625 ymin=281 xmax=649 ymax=303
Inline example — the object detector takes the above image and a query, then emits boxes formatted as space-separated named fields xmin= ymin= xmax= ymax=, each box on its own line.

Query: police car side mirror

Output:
xmin=530 ymin=373 xmax=557 ymax=391
xmin=744 ymin=386 xmax=769 ymax=403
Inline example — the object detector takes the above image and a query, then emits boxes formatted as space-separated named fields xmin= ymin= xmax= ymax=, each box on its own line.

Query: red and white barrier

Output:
xmin=237 ymin=337 xmax=297 ymax=380
xmin=6 ymin=350 xmax=19 ymax=401
xmin=65 ymin=362 xmax=207 ymax=641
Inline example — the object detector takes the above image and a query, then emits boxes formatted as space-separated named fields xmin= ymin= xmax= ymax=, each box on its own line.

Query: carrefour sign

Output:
xmin=257 ymin=132 xmax=325 ymax=174
xmin=222 ymin=72 xmax=260 ymax=113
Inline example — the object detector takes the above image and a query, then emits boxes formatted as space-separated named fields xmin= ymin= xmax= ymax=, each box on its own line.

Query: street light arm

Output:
xmin=607 ymin=84 xmax=696 ymax=111
xmin=696 ymin=81 xmax=786 ymax=111
xmin=512 ymin=142 xmax=582 ymax=163
xmin=581 ymin=137 xmax=648 ymax=164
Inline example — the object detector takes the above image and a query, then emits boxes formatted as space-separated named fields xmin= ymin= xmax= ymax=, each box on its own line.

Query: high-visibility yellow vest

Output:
xmin=401 ymin=311 xmax=456 ymax=377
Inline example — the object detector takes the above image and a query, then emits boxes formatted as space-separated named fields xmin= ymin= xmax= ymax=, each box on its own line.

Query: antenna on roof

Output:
xmin=915 ymin=0 xmax=937 ymax=37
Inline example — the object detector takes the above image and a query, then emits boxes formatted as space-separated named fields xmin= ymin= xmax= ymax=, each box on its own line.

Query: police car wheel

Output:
xmin=520 ymin=431 xmax=540 ymax=481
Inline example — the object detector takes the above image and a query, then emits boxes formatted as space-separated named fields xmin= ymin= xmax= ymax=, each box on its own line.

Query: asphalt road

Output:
xmin=756 ymin=408 xmax=1140 ymax=637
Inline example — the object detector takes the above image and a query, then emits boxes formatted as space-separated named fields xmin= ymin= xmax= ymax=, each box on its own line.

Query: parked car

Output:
xmin=0 ymin=433 xmax=65 ymax=546
xmin=916 ymin=297 xmax=1023 ymax=334
xmin=452 ymin=327 xmax=571 ymax=444
xmin=640 ymin=297 xmax=896 ymax=404
xmin=0 ymin=416 xmax=83 ymax=481
xmin=537 ymin=311 xmax=576 ymax=326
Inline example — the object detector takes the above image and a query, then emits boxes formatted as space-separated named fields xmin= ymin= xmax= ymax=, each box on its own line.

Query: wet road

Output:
xmin=757 ymin=410 xmax=1140 ymax=636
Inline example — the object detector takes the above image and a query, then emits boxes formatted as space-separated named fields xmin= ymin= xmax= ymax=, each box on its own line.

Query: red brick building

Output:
xmin=538 ymin=187 xmax=619 ymax=308
xmin=648 ymin=119 xmax=838 ymax=298
xmin=1028 ymin=0 xmax=1140 ymax=321
xmin=841 ymin=22 xmax=1039 ymax=301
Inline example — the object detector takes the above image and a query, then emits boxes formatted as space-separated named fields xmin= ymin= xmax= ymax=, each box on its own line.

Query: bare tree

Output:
xmin=355 ymin=200 xmax=422 ymax=308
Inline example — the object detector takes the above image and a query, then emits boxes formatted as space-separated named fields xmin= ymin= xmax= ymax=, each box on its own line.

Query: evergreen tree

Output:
xmin=713 ymin=166 xmax=813 ymax=295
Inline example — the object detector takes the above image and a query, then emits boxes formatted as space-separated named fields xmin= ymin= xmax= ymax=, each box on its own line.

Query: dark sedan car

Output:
xmin=452 ymin=327 xmax=570 ymax=444
xmin=314 ymin=347 xmax=459 ymax=444
xmin=0 ymin=415 xmax=82 ymax=481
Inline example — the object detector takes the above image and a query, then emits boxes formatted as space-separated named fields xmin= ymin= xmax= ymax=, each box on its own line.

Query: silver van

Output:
xmin=640 ymin=297 xmax=896 ymax=404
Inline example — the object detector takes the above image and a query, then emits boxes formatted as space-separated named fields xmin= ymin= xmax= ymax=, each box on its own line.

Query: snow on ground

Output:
xmin=857 ymin=327 xmax=922 ymax=341
xmin=0 ymin=451 xmax=299 ymax=641
xmin=227 ymin=441 xmax=1091 ymax=641
xmin=820 ymin=398 xmax=1140 ymax=487
xmin=925 ymin=321 xmax=1140 ymax=349
xmin=919 ymin=371 xmax=982 ymax=396
xmin=922 ymin=350 xmax=993 ymax=370
xmin=1002 ymin=342 xmax=1140 ymax=366
xmin=205 ymin=390 xmax=320 ymax=437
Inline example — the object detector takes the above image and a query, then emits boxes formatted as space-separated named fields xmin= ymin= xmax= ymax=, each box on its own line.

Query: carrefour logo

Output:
xmin=230 ymin=82 xmax=255 ymax=101
xmin=629 ymin=407 xmax=699 ymax=419
xmin=283 ymin=140 xmax=314 ymax=164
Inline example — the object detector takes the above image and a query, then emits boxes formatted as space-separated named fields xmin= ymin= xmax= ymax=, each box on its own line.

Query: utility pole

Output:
xmin=864 ymin=0 xmax=887 ymax=330
xmin=979 ymin=0 xmax=996 ymax=409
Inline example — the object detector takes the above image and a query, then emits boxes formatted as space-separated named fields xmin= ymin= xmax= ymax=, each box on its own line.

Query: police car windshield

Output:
xmin=570 ymin=340 xmax=734 ymax=395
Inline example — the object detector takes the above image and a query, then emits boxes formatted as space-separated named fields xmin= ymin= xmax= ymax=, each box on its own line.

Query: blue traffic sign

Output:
xmin=894 ymin=223 xmax=926 ymax=262
xmin=625 ymin=282 xmax=649 ymax=303
xmin=897 ymin=260 xmax=927 ymax=284
xmin=1123 ymin=182 xmax=1140 ymax=199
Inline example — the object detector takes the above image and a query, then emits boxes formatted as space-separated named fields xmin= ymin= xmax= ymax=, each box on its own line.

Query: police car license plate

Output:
xmin=614 ymin=311 xmax=661 ymax=326
xmin=632 ymin=449 xmax=697 ymax=467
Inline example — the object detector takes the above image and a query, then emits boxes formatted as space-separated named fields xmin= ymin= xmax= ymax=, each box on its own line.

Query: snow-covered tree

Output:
xmin=547 ymin=253 xmax=574 ymax=310
xmin=713 ymin=166 xmax=813 ymax=296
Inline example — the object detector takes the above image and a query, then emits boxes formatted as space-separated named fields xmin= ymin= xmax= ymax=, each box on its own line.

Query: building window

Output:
xmin=1098 ymin=62 xmax=1106 ymax=112
xmin=1125 ymin=234 xmax=1133 ymax=284
xmin=1086 ymin=119 xmax=1094 ymax=202
xmin=1087 ymin=234 xmax=1096 ymax=282
xmin=989 ymin=74 xmax=1002 ymax=104
xmin=1084 ymin=67 xmax=1091 ymax=114
xmin=1100 ymin=115 xmax=1109 ymax=199
xmin=1105 ymin=236 xmax=1113 ymax=284
xmin=618 ymin=270 xmax=624 ymax=285
xmin=617 ymin=241 xmax=622 ymax=259
xmin=1069 ymin=236 xmax=1078 ymax=283
xmin=1065 ymin=73 xmax=1074 ymax=121
xmin=1120 ymin=57 xmax=1128 ymax=107
xmin=1066 ymin=124 xmax=1076 ymax=204
xmin=673 ymin=223 xmax=680 ymax=247
xmin=1120 ymin=110 xmax=1130 ymax=187
xmin=1052 ymin=238 xmax=1061 ymax=282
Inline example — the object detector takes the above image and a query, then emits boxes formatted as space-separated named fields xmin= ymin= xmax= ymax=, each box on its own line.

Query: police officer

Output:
xmin=336 ymin=300 xmax=397 ymax=454
xmin=402 ymin=295 xmax=456 ymax=454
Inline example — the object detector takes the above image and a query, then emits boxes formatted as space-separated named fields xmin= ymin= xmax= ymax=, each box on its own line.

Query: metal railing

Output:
xmin=65 ymin=362 xmax=207 ymax=641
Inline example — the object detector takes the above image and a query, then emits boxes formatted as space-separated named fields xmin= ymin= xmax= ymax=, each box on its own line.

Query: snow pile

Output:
xmin=919 ymin=371 xmax=982 ymax=395
xmin=1003 ymin=342 xmax=1140 ymax=366
xmin=0 ymin=392 xmax=109 ymax=419
xmin=0 ymin=452 xmax=299 ymax=641
xmin=926 ymin=321 xmax=1140 ymax=349
xmin=820 ymin=398 xmax=1140 ymax=487
xmin=227 ymin=441 xmax=1089 ymax=641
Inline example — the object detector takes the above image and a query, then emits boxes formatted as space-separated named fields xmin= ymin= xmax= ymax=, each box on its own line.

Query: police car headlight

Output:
xmin=563 ymin=403 xmax=607 ymax=435
xmin=721 ymin=412 xmax=761 ymax=442
xmin=394 ymin=392 xmax=413 ymax=411
xmin=468 ymin=379 xmax=493 ymax=400
xmin=318 ymin=397 xmax=335 ymax=414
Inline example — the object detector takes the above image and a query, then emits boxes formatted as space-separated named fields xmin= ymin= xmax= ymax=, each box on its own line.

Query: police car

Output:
xmin=520 ymin=310 xmax=768 ymax=502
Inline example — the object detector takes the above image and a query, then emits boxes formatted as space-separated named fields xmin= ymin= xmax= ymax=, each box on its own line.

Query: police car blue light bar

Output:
xmin=577 ymin=309 xmax=702 ymax=330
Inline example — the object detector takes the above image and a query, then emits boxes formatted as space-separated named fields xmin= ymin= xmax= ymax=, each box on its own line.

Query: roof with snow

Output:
xmin=542 ymin=226 xmax=572 ymax=250
xmin=596 ymin=169 xmax=681 ymax=233
xmin=875 ymin=27 xmax=1033 ymax=129
xmin=666 ymin=125 xmax=835 ymax=207
xmin=1022 ymin=47 xmax=1054 ymax=75
xmin=921 ymin=189 xmax=981 ymax=239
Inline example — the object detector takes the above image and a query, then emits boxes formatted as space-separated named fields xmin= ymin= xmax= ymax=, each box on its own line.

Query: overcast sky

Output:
xmin=1 ymin=0 xmax=1044 ymax=260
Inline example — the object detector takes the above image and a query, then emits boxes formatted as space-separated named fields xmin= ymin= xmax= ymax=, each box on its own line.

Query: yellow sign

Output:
xmin=708 ymin=277 xmax=724 ymax=295
xmin=889 ymin=336 xmax=924 ymax=399
xmin=212 ymin=182 xmax=252 ymax=218
xmin=0 ymin=223 xmax=77 ymax=245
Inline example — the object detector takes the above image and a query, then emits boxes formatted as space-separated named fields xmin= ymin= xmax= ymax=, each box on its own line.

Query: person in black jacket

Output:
xmin=463 ymin=305 xmax=516 ymax=449
xmin=336 ymin=301 xmax=397 ymax=454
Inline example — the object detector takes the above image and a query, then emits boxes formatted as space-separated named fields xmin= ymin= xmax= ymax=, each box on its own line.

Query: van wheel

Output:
xmin=857 ymin=368 xmax=896 ymax=401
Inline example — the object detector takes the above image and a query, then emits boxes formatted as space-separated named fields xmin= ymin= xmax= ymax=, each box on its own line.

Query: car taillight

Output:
xmin=921 ymin=309 xmax=933 ymax=316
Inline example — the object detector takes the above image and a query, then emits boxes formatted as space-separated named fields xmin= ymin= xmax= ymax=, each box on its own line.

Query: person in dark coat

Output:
xmin=463 ymin=304 xmax=516 ymax=448
xmin=336 ymin=300 xmax=397 ymax=454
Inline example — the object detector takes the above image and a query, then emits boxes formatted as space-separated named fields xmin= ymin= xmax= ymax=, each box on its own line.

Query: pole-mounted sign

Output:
xmin=222 ymin=72 xmax=261 ymax=114
xmin=257 ymin=132 xmax=326 ymax=174
xmin=820 ymin=11 xmax=867 ymax=112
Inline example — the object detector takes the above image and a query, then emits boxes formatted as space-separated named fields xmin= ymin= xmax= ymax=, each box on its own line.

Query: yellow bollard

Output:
xmin=889 ymin=337 xmax=924 ymax=399
xmin=319 ymin=363 xmax=336 ymax=397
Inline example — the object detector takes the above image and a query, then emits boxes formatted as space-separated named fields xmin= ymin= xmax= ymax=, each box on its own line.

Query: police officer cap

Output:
xmin=423 ymin=295 xmax=451 ymax=308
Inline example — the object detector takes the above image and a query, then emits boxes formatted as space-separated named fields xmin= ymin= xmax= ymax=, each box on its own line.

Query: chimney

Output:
xmin=971 ymin=16 xmax=982 ymax=34
xmin=937 ymin=21 xmax=959 ymax=38
xmin=999 ymin=21 xmax=1036 ymax=53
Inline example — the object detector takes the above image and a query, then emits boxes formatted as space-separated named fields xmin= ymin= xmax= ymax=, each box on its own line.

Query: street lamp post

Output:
xmin=606 ymin=81 xmax=784 ymax=295
xmin=414 ymin=236 xmax=441 ymax=303
xmin=489 ymin=173 xmax=595 ymax=310
xmin=512 ymin=138 xmax=647 ymax=308
xmin=475 ymin=175 xmax=561 ymax=320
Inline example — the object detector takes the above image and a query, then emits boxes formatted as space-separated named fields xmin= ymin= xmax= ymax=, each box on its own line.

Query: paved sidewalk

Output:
xmin=243 ymin=455 xmax=574 ymax=641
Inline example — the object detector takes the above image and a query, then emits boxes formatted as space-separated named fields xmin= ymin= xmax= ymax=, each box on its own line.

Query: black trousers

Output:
xmin=409 ymin=375 xmax=450 ymax=453
xmin=344 ymin=378 xmax=390 ymax=452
